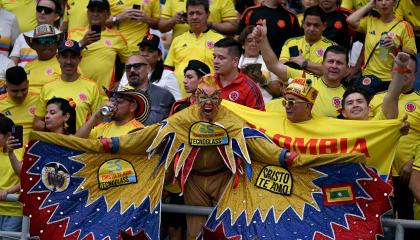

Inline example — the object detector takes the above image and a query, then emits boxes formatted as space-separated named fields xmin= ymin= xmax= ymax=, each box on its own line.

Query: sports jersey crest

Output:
xmin=277 ymin=20 xmax=286 ymax=28
xmin=228 ymin=91 xmax=240 ymax=101
xmin=404 ymin=102 xmax=416 ymax=112
xmin=332 ymin=97 xmax=342 ymax=108
xmin=206 ymin=41 xmax=215 ymax=49
xmin=334 ymin=21 xmax=343 ymax=29
xmin=316 ymin=48 xmax=324 ymax=57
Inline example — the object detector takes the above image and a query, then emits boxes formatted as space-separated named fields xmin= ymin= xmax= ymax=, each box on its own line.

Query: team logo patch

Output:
xmin=277 ymin=20 xmax=286 ymax=28
xmin=64 ymin=40 xmax=74 ymax=47
xmin=79 ymin=93 xmax=87 ymax=101
xmin=322 ymin=183 xmax=356 ymax=205
xmin=98 ymin=159 xmax=137 ymax=190
xmin=332 ymin=97 xmax=342 ymax=108
xmin=143 ymin=0 xmax=150 ymax=4
xmin=405 ymin=102 xmax=416 ymax=112
xmin=362 ymin=77 xmax=372 ymax=85
xmin=316 ymin=48 xmax=325 ymax=57
xmin=255 ymin=165 xmax=292 ymax=196
xmin=45 ymin=67 xmax=54 ymax=75
xmin=228 ymin=91 xmax=240 ymax=101
xmin=41 ymin=162 xmax=70 ymax=192
xmin=146 ymin=34 xmax=153 ymax=41
xmin=206 ymin=41 xmax=214 ymax=49
xmin=28 ymin=106 xmax=36 ymax=115
xmin=104 ymin=39 xmax=112 ymax=47
xmin=189 ymin=122 xmax=229 ymax=146
xmin=334 ymin=21 xmax=343 ymax=29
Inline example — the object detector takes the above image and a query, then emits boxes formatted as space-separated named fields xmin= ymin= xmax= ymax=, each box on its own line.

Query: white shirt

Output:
xmin=0 ymin=9 xmax=20 ymax=57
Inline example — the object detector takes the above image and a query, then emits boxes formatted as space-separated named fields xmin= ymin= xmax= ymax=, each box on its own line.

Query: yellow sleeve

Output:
xmin=220 ymin=0 xmax=238 ymax=21
xmin=279 ymin=40 xmax=292 ymax=62
xmin=90 ymin=85 xmax=103 ymax=114
xmin=286 ymin=66 xmax=304 ymax=79
xmin=164 ymin=38 xmax=176 ymax=68
xmin=341 ymin=0 xmax=354 ymax=10
xmin=246 ymin=138 xmax=283 ymax=165
xmin=395 ymin=0 xmax=404 ymax=19
xmin=161 ymin=0 xmax=174 ymax=19
xmin=63 ymin=4 xmax=69 ymax=22
xmin=150 ymin=0 xmax=161 ymax=18
xmin=116 ymin=34 xmax=131 ymax=62
xmin=401 ymin=21 xmax=417 ymax=53
xmin=413 ymin=144 xmax=420 ymax=172
xmin=34 ymin=88 xmax=47 ymax=117
xmin=356 ymin=16 xmax=368 ymax=33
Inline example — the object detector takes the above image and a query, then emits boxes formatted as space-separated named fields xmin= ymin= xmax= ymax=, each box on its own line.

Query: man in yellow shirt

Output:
xmin=0 ymin=66 xmax=37 ymax=143
xmin=23 ymin=24 xmax=64 ymax=94
xmin=75 ymin=89 xmax=149 ymax=139
xmin=255 ymin=21 xmax=347 ymax=117
xmin=33 ymin=39 xmax=103 ymax=130
xmin=158 ymin=0 xmax=238 ymax=39
xmin=164 ymin=0 xmax=224 ymax=97
xmin=105 ymin=0 xmax=161 ymax=53
xmin=280 ymin=6 xmax=336 ymax=76
xmin=69 ymin=0 xmax=131 ymax=90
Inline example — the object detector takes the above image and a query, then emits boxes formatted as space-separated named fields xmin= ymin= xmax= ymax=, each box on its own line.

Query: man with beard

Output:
xmin=124 ymin=54 xmax=174 ymax=125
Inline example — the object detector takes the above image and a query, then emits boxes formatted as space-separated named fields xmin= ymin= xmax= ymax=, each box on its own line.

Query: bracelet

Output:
xmin=279 ymin=149 xmax=288 ymax=167
xmin=110 ymin=137 xmax=120 ymax=154
xmin=393 ymin=65 xmax=408 ymax=74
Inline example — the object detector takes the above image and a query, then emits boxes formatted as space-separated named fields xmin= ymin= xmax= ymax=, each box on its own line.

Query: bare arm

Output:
xmin=410 ymin=169 xmax=420 ymax=203
xmin=210 ymin=19 xmax=239 ymax=36
xmin=33 ymin=116 xmax=45 ymax=131
xmin=75 ymin=107 xmax=104 ymax=138
xmin=251 ymin=20 xmax=288 ymax=81
xmin=158 ymin=12 xmax=186 ymax=33
xmin=346 ymin=0 xmax=375 ymax=29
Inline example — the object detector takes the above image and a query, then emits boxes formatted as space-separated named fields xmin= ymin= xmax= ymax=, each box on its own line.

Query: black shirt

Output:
xmin=323 ymin=7 xmax=353 ymax=50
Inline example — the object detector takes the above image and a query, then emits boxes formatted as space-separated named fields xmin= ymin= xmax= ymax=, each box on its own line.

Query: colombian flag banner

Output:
xmin=222 ymin=100 xmax=402 ymax=179
xmin=20 ymin=132 xmax=164 ymax=240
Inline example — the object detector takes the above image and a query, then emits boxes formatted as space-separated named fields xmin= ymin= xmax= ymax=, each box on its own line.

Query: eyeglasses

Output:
xmin=282 ymin=99 xmax=308 ymax=107
xmin=125 ymin=63 xmax=148 ymax=71
xmin=36 ymin=5 xmax=55 ymax=14
xmin=34 ymin=36 xmax=57 ymax=45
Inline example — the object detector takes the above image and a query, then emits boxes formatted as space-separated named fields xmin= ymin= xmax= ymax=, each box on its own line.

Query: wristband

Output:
xmin=100 ymin=138 xmax=111 ymax=153
xmin=110 ymin=137 xmax=120 ymax=154
xmin=393 ymin=65 xmax=408 ymax=74
xmin=279 ymin=149 xmax=288 ymax=167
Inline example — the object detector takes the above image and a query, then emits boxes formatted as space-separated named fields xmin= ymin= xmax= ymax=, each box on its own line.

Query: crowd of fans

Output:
xmin=0 ymin=0 xmax=419 ymax=239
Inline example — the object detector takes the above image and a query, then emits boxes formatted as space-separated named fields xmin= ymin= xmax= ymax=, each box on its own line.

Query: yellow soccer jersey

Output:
xmin=395 ymin=0 xmax=420 ymax=38
xmin=413 ymin=144 xmax=420 ymax=220
xmin=286 ymin=69 xmax=344 ymax=118
xmin=35 ymin=76 xmax=103 ymax=129
xmin=164 ymin=29 xmax=223 ymax=97
xmin=24 ymin=57 xmax=61 ymax=94
xmin=161 ymin=0 xmax=238 ymax=39
xmin=0 ymin=92 xmax=37 ymax=143
xmin=109 ymin=0 xmax=161 ymax=53
xmin=0 ymin=0 xmax=37 ymax=32
xmin=371 ymin=91 xmax=420 ymax=175
xmin=0 ymin=150 xmax=23 ymax=216
xmin=69 ymin=27 xmax=131 ymax=89
xmin=358 ymin=16 xmax=417 ymax=81
xmin=89 ymin=118 xmax=143 ymax=139
xmin=265 ymin=98 xmax=286 ymax=114
xmin=280 ymin=36 xmax=336 ymax=64
xmin=64 ymin=0 xmax=90 ymax=32
xmin=341 ymin=0 xmax=369 ymax=10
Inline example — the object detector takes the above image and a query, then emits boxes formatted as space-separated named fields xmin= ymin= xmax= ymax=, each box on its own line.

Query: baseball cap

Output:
xmin=87 ymin=0 xmax=110 ymax=10
xmin=285 ymin=78 xmax=318 ymax=104
xmin=184 ymin=60 xmax=211 ymax=78
xmin=58 ymin=39 xmax=82 ymax=55
xmin=137 ymin=34 xmax=164 ymax=53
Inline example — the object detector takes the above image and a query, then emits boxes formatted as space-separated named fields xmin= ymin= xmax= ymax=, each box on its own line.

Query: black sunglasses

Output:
xmin=36 ymin=5 xmax=55 ymax=14
xmin=125 ymin=63 xmax=148 ymax=70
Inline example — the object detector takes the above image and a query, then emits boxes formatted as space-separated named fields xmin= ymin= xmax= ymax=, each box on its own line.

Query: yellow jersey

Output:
xmin=395 ymin=0 xmax=420 ymax=38
xmin=0 ymin=92 xmax=37 ymax=143
xmin=24 ymin=57 xmax=61 ymax=94
xmin=341 ymin=0 xmax=369 ymax=10
xmin=161 ymin=0 xmax=238 ymax=39
xmin=89 ymin=118 xmax=143 ymax=139
xmin=371 ymin=90 xmax=420 ymax=175
xmin=164 ymin=29 xmax=223 ymax=97
xmin=0 ymin=0 xmax=37 ymax=32
xmin=0 ymin=149 xmax=23 ymax=216
xmin=35 ymin=76 xmax=103 ymax=129
xmin=63 ymin=0 xmax=90 ymax=32
xmin=287 ymin=69 xmax=345 ymax=118
xmin=357 ymin=16 xmax=417 ymax=81
xmin=280 ymin=36 xmax=337 ymax=64
xmin=109 ymin=0 xmax=161 ymax=53
xmin=413 ymin=144 xmax=420 ymax=220
xmin=69 ymin=27 xmax=131 ymax=89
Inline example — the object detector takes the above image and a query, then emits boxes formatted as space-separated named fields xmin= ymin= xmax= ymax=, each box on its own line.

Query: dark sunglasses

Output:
xmin=282 ymin=99 xmax=308 ymax=107
xmin=36 ymin=5 xmax=55 ymax=14
xmin=34 ymin=36 xmax=57 ymax=45
xmin=125 ymin=63 xmax=148 ymax=71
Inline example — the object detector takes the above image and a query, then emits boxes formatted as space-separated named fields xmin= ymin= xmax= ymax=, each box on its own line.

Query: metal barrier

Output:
xmin=2 ymin=193 xmax=420 ymax=240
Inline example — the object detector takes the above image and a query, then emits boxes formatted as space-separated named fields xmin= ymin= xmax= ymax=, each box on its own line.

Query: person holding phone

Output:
xmin=69 ymin=0 xmax=131 ymax=90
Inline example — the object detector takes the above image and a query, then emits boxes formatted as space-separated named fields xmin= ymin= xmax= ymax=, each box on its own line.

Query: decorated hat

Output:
xmin=58 ymin=39 xmax=82 ymax=55
xmin=285 ymin=78 xmax=318 ymax=104
xmin=137 ymin=34 xmax=164 ymax=54
xmin=184 ymin=60 xmax=211 ymax=78
xmin=87 ymin=0 xmax=110 ymax=11
xmin=104 ymin=87 xmax=151 ymax=123
xmin=24 ymin=24 xmax=64 ymax=48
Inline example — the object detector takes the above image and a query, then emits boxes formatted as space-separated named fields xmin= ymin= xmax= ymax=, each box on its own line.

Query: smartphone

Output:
xmin=11 ymin=125 xmax=23 ymax=149
xmin=132 ymin=4 xmax=140 ymax=9
xmin=289 ymin=46 xmax=300 ymax=57
xmin=181 ymin=12 xmax=187 ymax=18
xmin=242 ymin=63 xmax=262 ymax=76
xmin=91 ymin=25 xmax=101 ymax=35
